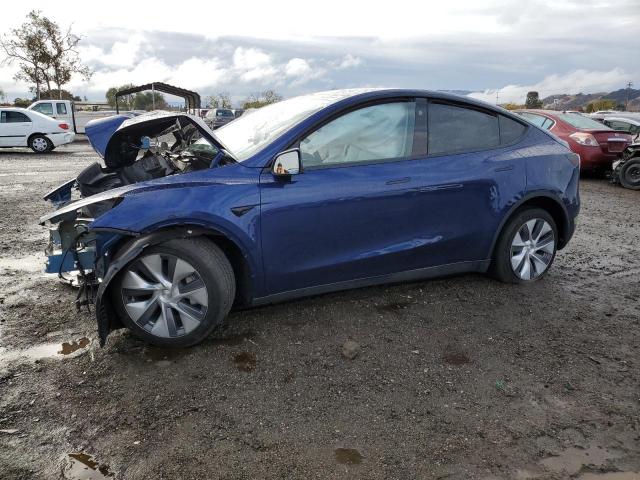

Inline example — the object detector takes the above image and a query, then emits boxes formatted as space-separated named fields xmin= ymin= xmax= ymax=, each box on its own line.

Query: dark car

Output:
xmin=517 ymin=110 xmax=632 ymax=172
xmin=204 ymin=108 xmax=235 ymax=129
xmin=41 ymin=89 xmax=580 ymax=348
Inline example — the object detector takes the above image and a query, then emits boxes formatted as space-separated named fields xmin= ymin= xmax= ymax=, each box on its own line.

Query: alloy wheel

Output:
xmin=510 ymin=218 xmax=555 ymax=280
xmin=121 ymin=253 xmax=208 ymax=338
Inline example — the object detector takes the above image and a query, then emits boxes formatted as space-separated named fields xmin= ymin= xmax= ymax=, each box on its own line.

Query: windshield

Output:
xmin=217 ymin=109 xmax=234 ymax=117
xmin=213 ymin=89 xmax=379 ymax=162
xmin=558 ymin=113 xmax=610 ymax=130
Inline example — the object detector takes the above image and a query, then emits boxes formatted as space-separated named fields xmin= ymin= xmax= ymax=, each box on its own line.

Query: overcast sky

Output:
xmin=0 ymin=0 xmax=638 ymax=105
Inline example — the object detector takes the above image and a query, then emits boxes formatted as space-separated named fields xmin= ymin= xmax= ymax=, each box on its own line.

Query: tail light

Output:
xmin=569 ymin=132 xmax=598 ymax=147
xmin=58 ymin=123 xmax=69 ymax=130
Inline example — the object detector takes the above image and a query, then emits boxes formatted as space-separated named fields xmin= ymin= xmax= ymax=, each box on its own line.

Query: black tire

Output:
xmin=28 ymin=134 xmax=53 ymax=153
xmin=112 ymin=237 xmax=235 ymax=347
xmin=619 ymin=159 xmax=640 ymax=190
xmin=490 ymin=207 xmax=558 ymax=284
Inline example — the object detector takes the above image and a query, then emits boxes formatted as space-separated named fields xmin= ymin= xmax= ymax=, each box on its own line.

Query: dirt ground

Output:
xmin=0 ymin=142 xmax=638 ymax=480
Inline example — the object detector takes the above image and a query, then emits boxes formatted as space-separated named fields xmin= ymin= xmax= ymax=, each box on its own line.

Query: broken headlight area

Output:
xmin=45 ymin=217 xmax=98 ymax=308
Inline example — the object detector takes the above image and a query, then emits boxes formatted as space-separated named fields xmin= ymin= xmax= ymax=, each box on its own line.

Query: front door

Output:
xmin=260 ymin=100 xmax=432 ymax=294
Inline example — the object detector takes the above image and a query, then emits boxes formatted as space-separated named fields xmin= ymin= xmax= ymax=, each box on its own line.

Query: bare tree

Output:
xmin=0 ymin=11 xmax=91 ymax=100
xmin=208 ymin=92 xmax=232 ymax=109
xmin=242 ymin=90 xmax=283 ymax=109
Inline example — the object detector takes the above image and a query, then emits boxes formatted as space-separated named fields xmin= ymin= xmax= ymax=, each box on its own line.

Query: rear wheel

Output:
xmin=112 ymin=238 xmax=235 ymax=347
xmin=619 ymin=159 xmax=640 ymax=190
xmin=29 ymin=134 xmax=53 ymax=153
xmin=490 ymin=208 xmax=558 ymax=283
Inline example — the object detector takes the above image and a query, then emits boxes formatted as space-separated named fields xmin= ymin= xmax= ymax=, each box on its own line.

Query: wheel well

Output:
xmin=27 ymin=132 xmax=49 ymax=144
xmin=201 ymin=232 xmax=252 ymax=307
xmin=511 ymin=196 xmax=569 ymax=247
xmin=112 ymin=226 xmax=253 ymax=307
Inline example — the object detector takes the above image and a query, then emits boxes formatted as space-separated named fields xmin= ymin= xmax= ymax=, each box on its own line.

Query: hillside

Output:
xmin=541 ymin=88 xmax=640 ymax=111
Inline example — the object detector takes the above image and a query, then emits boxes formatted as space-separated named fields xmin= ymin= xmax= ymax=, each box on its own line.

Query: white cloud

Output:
xmin=338 ymin=54 xmax=362 ymax=69
xmin=468 ymin=68 xmax=637 ymax=104
xmin=77 ymin=34 xmax=144 ymax=67
xmin=232 ymin=47 xmax=271 ymax=70
xmin=285 ymin=58 xmax=312 ymax=77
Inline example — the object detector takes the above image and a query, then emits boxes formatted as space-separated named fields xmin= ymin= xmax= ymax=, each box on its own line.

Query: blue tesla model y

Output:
xmin=40 ymin=89 xmax=580 ymax=347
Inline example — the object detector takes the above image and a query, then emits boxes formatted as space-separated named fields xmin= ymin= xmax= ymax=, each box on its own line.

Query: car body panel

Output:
xmin=259 ymin=137 xmax=529 ymax=295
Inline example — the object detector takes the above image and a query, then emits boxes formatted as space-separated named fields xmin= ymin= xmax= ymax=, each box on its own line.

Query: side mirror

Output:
xmin=272 ymin=149 xmax=301 ymax=176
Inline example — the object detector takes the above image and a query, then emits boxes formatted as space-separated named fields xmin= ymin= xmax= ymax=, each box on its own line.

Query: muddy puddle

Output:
xmin=64 ymin=452 xmax=113 ymax=479
xmin=0 ymin=337 xmax=91 ymax=365
xmin=233 ymin=351 xmax=257 ymax=372
xmin=514 ymin=439 xmax=638 ymax=479
xmin=540 ymin=444 xmax=623 ymax=475
xmin=334 ymin=448 xmax=363 ymax=465
xmin=578 ymin=473 xmax=640 ymax=480
xmin=0 ymin=253 xmax=44 ymax=273
xmin=443 ymin=352 xmax=471 ymax=365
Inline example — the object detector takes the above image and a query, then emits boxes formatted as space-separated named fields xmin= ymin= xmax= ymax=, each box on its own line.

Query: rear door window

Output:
xmin=499 ymin=115 xmax=527 ymax=144
xmin=56 ymin=103 xmax=68 ymax=115
xmin=33 ymin=103 xmax=53 ymax=116
xmin=428 ymin=102 xmax=499 ymax=155
xmin=1 ymin=111 xmax=31 ymax=123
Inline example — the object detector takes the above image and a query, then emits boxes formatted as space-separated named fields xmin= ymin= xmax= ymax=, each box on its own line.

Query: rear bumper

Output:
xmin=48 ymin=132 xmax=75 ymax=147
xmin=577 ymin=146 xmax=623 ymax=170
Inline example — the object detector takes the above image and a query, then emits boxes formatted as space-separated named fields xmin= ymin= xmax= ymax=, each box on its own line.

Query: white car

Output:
xmin=0 ymin=107 xmax=75 ymax=153
xmin=601 ymin=116 xmax=640 ymax=143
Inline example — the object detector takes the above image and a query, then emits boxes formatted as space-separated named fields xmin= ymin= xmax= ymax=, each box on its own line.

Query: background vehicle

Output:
xmin=233 ymin=108 xmax=245 ymax=118
xmin=41 ymin=89 xmax=579 ymax=348
xmin=0 ymin=107 xmax=74 ymax=152
xmin=517 ymin=110 xmax=632 ymax=172
xmin=204 ymin=108 xmax=236 ymax=129
xmin=600 ymin=116 xmax=640 ymax=143
xmin=611 ymin=143 xmax=640 ymax=190
xmin=28 ymin=99 xmax=133 ymax=134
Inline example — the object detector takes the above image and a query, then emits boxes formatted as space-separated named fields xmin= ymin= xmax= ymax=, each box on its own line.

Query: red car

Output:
xmin=517 ymin=110 xmax=632 ymax=172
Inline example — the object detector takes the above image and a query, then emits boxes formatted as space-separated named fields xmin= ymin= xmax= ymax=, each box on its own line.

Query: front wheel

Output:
xmin=490 ymin=208 xmax=558 ymax=283
xmin=29 ymin=134 xmax=53 ymax=153
xmin=619 ymin=159 xmax=640 ymax=190
xmin=112 ymin=238 xmax=235 ymax=347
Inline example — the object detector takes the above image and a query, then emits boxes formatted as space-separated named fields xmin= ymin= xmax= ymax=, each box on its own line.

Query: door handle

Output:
xmin=414 ymin=183 xmax=463 ymax=192
xmin=385 ymin=177 xmax=411 ymax=185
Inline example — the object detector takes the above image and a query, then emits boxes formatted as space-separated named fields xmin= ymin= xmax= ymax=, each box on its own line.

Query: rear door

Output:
xmin=403 ymin=100 xmax=528 ymax=267
xmin=0 ymin=111 xmax=33 ymax=146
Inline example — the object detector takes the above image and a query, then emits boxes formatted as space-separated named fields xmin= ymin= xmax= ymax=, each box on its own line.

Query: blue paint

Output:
xmin=84 ymin=115 xmax=129 ymax=158
xmin=71 ymin=90 xmax=580 ymax=302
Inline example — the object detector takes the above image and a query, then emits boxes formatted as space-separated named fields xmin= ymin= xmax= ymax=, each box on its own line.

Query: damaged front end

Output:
xmin=40 ymin=111 xmax=233 ymax=344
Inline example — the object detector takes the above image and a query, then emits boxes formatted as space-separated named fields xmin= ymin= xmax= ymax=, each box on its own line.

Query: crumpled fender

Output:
xmin=95 ymin=227 xmax=212 ymax=346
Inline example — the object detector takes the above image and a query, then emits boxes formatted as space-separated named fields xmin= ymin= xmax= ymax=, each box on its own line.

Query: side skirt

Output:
xmin=251 ymin=259 xmax=491 ymax=307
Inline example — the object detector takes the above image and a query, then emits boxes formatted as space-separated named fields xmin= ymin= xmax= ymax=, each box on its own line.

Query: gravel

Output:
xmin=0 ymin=143 xmax=639 ymax=479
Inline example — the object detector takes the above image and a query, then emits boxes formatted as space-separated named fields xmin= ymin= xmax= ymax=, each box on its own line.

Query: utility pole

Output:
xmin=496 ymin=90 xmax=499 ymax=106
xmin=626 ymin=81 xmax=633 ymax=111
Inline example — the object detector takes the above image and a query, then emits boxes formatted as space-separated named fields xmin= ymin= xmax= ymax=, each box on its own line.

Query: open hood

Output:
xmin=85 ymin=111 xmax=232 ymax=169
